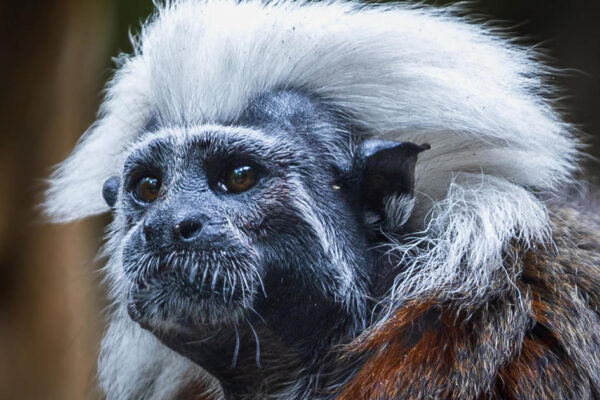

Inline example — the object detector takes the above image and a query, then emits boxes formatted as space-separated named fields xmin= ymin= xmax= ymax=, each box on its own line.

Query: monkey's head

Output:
xmin=44 ymin=1 xmax=584 ymax=396
xmin=101 ymin=91 xmax=427 ymax=353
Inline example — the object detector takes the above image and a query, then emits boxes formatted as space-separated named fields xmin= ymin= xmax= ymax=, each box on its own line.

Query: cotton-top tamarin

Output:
xmin=45 ymin=1 xmax=600 ymax=399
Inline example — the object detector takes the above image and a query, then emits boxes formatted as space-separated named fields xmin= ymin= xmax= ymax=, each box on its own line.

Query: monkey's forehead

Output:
xmin=126 ymin=125 xmax=278 ymax=153
xmin=123 ymin=124 xmax=294 ymax=164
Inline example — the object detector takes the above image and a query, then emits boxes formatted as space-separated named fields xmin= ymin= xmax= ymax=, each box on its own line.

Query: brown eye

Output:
xmin=220 ymin=164 xmax=258 ymax=193
xmin=134 ymin=177 xmax=161 ymax=203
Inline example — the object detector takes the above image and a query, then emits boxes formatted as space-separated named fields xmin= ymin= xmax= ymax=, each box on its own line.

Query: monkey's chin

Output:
xmin=126 ymin=279 xmax=250 ymax=333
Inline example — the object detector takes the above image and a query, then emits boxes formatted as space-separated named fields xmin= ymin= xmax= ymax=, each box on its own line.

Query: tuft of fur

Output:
xmin=42 ymin=1 xmax=599 ymax=399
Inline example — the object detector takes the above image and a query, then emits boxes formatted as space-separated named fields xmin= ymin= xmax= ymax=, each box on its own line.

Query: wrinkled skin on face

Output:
xmin=103 ymin=90 xmax=427 ymax=397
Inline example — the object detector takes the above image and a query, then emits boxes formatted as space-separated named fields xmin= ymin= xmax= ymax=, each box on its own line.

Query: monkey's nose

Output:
xmin=173 ymin=219 xmax=203 ymax=241
xmin=142 ymin=221 xmax=155 ymax=243
xmin=141 ymin=209 xmax=209 ymax=246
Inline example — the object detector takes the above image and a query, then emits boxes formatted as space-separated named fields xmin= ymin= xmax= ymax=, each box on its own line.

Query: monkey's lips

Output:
xmin=124 ymin=259 xmax=256 ymax=328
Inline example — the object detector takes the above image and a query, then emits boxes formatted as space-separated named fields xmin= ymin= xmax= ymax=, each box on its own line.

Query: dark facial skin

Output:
xmin=103 ymin=91 xmax=427 ymax=399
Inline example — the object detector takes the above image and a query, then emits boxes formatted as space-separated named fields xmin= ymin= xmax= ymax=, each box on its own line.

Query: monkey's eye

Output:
xmin=134 ymin=176 xmax=161 ymax=203
xmin=218 ymin=163 xmax=258 ymax=194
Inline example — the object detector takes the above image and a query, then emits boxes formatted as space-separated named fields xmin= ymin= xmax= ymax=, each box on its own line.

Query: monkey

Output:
xmin=44 ymin=1 xmax=600 ymax=399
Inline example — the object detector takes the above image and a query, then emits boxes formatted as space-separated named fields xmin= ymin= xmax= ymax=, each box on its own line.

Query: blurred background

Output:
xmin=0 ymin=0 xmax=598 ymax=399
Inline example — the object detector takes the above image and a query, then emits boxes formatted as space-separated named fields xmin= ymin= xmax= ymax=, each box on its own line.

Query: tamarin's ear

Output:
xmin=353 ymin=140 xmax=429 ymax=213
xmin=102 ymin=176 xmax=120 ymax=208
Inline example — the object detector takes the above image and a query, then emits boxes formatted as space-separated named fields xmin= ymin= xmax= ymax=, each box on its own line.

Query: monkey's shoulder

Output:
xmin=337 ymin=205 xmax=600 ymax=400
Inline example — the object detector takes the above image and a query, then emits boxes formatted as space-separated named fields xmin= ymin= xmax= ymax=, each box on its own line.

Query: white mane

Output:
xmin=44 ymin=1 xmax=580 ymax=398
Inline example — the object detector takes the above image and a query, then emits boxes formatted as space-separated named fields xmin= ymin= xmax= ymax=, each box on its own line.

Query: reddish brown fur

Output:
xmin=338 ymin=301 xmax=459 ymax=399
xmin=338 ymin=207 xmax=600 ymax=400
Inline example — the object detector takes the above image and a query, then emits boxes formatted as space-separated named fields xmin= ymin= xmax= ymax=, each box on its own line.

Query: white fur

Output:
xmin=98 ymin=304 xmax=220 ymax=400
xmin=44 ymin=0 xmax=580 ymax=398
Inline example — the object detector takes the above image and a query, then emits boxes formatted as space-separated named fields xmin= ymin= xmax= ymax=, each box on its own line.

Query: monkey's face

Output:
xmin=113 ymin=119 xmax=372 ymax=334
xmin=116 ymin=127 xmax=282 ymax=328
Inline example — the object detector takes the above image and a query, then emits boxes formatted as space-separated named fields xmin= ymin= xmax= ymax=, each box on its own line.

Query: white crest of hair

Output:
xmin=43 ymin=0 xmax=580 ymax=397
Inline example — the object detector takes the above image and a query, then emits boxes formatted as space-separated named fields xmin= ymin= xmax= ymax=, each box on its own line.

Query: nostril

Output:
xmin=142 ymin=222 xmax=152 ymax=242
xmin=175 ymin=220 xmax=202 ymax=241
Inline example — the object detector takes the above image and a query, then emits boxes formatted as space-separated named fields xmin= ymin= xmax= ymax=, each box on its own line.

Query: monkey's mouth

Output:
xmin=123 ymin=251 xmax=261 ymax=328
xmin=129 ymin=261 xmax=237 ymax=299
